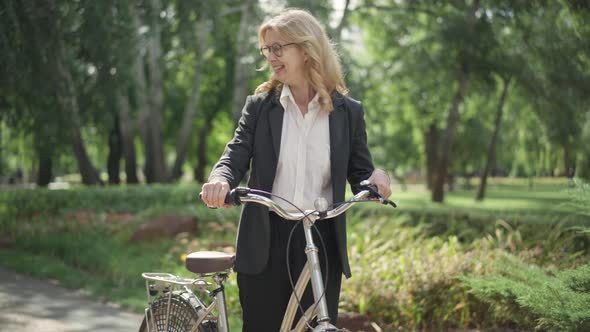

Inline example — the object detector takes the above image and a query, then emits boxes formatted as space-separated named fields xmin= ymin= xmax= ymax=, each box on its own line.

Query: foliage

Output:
xmin=0 ymin=184 xmax=202 ymax=221
xmin=567 ymin=179 xmax=590 ymax=218
xmin=1 ymin=0 xmax=590 ymax=201
xmin=1 ymin=182 xmax=589 ymax=330
xmin=463 ymin=254 xmax=590 ymax=331
xmin=0 ymin=199 xmax=241 ymax=327
xmin=342 ymin=206 xmax=590 ymax=330
xmin=342 ymin=214 xmax=491 ymax=330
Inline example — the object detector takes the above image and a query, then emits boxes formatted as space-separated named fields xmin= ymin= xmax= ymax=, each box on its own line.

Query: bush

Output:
xmin=342 ymin=213 xmax=496 ymax=330
xmin=567 ymin=179 xmax=590 ymax=219
xmin=0 ymin=184 xmax=201 ymax=220
xmin=3 ymin=182 xmax=589 ymax=331
xmin=342 ymin=203 xmax=590 ymax=331
xmin=463 ymin=253 xmax=590 ymax=331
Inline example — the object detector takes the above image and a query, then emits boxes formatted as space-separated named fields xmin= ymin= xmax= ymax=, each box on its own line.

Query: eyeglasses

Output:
xmin=259 ymin=43 xmax=298 ymax=58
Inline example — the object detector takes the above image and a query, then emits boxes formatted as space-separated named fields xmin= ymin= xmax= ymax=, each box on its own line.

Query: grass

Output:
xmin=396 ymin=178 xmax=571 ymax=210
xmin=387 ymin=177 xmax=583 ymax=225
xmin=0 ymin=177 xmax=587 ymax=331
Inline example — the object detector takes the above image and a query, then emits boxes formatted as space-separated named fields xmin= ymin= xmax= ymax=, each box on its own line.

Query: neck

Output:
xmin=289 ymin=81 xmax=314 ymax=106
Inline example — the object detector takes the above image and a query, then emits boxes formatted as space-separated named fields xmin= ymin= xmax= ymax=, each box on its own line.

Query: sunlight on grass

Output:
xmin=391 ymin=177 xmax=574 ymax=218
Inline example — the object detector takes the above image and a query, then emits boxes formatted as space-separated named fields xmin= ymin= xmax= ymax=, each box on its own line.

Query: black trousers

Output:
xmin=237 ymin=212 xmax=343 ymax=332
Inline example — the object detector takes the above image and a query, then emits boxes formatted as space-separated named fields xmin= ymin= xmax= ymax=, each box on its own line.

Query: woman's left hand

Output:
xmin=367 ymin=169 xmax=392 ymax=199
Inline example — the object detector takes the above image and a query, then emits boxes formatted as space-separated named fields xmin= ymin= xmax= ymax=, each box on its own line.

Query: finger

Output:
xmin=212 ymin=183 xmax=224 ymax=207
xmin=380 ymin=184 xmax=391 ymax=199
xmin=383 ymin=189 xmax=392 ymax=199
xmin=379 ymin=185 xmax=387 ymax=197
xmin=215 ymin=183 xmax=229 ymax=207
xmin=207 ymin=185 xmax=219 ymax=207
xmin=382 ymin=183 xmax=392 ymax=198
xmin=201 ymin=184 xmax=211 ymax=205
xmin=222 ymin=184 xmax=231 ymax=206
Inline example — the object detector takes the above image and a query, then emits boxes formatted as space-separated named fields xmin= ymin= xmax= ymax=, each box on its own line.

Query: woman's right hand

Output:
xmin=200 ymin=180 xmax=232 ymax=209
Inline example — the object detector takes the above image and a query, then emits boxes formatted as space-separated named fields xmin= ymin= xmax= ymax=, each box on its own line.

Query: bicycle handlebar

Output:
xmin=222 ymin=181 xmax=396 ymax=221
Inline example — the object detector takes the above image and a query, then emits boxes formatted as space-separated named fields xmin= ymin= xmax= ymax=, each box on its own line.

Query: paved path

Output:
xmin=0 ymin=267 xmax=143 ymax=332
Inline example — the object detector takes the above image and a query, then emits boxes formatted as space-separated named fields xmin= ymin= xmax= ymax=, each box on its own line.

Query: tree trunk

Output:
xmin=107 ymin=116 xmax=122 ymax=184
xmin=55 ymin=38 xmax=102 ymax=185
xmin=116 ymin=90 xmax=139 ymax=184
xmin=476 ymin=76 xmax=511 ymax=201
xmin=143 ymin=0 xmax=168 ymax=182
xmin=333 ymin=0 xmax=351 ymax=44
xmin=578 ymin=153 xmax=590 ymax=180
xmin=170 ymin=15 xmax=210 ymax=181
xmin=425 ymin=122 xmax=439 ymax=190
xmin=232 ymin=0 xmax=254 ymax=125
xmin=563 ymin=145 xmax=576 ymax=178
xmin=129 ymin=0 xmax=165 ymax=183
xmin=431 ymin=0 xmax=479 ymax=203
xmin=0 ymin=116 xmax=3 ymax=179
xmin=37 ymin=147 xmax=52 ymax=187
xmin=431 ymin=64 xmax=469 ymax=202
xmin=194 ymin=114 xmax=215 ymax=183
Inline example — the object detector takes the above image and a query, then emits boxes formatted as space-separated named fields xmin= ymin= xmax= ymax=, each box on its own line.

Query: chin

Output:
xmin=272 ymin=74 xmax=287 ymax=84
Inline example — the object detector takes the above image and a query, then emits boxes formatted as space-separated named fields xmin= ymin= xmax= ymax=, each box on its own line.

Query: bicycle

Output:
xmin=138 ymin=180 xmax=396 ymax=332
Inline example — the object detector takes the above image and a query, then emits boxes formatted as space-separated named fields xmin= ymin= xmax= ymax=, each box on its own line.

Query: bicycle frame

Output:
xmin=141 ymin=184 xmax=395 ymax=332
xmin=238 ymin=189 xmax=378 ymax=332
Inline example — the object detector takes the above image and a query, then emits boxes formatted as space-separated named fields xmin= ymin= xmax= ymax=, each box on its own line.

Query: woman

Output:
xmin=200 ymin=8 xmax=391 ymax=331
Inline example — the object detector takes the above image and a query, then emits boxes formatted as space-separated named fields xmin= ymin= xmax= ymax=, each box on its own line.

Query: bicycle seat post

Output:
xmin=301 ymin=213 xmax=331 ymax=325
xmin=212 ymin=273 xmax=230 ymax=332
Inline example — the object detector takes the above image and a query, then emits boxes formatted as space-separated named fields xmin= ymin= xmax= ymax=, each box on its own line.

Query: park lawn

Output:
xmin=389 ymin=177 xmax=578 ymax=222
xmin=0 ymin=177 xmax=588 ymax=331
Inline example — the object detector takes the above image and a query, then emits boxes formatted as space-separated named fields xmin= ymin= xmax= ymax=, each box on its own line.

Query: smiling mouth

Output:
xmin=272 ymin=65 xmax=285 ymax=73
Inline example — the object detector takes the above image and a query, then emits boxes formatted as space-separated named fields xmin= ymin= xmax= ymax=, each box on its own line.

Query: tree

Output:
xmin=170 ymin=3 xmax=212 ymax=180
xmin=476 ymin=76 xmax=510 ymax=200
xmin=1 ymin=0 xmax=102 ymax=185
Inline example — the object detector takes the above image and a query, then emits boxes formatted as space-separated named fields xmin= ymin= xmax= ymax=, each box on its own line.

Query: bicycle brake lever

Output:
xmin=359 ymin=180 xmax=397 ymax=208
xmin=384 ymin=199 xmax=398 ymax=208
xmin=224 ymin=187 xmax=250 ymax=206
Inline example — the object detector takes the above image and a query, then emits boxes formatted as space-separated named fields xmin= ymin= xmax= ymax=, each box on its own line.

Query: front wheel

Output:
xmin=138 ymin=290 xmax=218 ymax=332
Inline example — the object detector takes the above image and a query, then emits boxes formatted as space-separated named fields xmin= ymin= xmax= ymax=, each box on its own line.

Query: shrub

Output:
xmin=567 ymin=179 xmax=590 ymax=220
xmin=0 ymin=184 xmax=202 ymax=220
xmin=463 ymin=253 xmax=590 ymax=331
xmin=341 ymin=213 xmax=495 ymax=330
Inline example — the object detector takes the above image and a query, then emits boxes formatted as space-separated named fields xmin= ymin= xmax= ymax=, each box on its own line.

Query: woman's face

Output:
xmin=262 ymin=29 xmax=307 ymax=87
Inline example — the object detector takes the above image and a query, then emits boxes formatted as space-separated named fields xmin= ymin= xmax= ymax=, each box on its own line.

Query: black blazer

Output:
xmin=209 ymin=89 xmax=374 ymax=278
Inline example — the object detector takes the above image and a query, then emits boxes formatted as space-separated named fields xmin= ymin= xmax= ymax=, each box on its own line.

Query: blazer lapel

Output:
xmin=268 ymin=99 xmax=284 ymax=162
xmin=329 ymin=93 xmax=346 ymax=202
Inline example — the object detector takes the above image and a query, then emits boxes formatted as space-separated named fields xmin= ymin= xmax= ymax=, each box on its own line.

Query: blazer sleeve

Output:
xmin=347 ymin=102 xmax=375 ymax=191
xmin=208 ymin=95 xmax=258 ymax=188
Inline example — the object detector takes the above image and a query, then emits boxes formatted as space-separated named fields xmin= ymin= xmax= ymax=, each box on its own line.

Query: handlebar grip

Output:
xmin=199 ymin=188 xmax=242 ymax=209
xmin=224 ymin=190 xmax=239 ymax=206
xmin=200 ymin=187 xmax=250 ymax=209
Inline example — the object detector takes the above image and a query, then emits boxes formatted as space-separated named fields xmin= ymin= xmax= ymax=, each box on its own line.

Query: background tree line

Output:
xmin=1 ymin=0 xmax=589 ymax=202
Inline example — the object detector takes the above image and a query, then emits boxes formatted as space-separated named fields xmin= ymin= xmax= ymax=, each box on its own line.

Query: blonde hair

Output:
xmin=255 ymin=8 xmax=348 ymax=112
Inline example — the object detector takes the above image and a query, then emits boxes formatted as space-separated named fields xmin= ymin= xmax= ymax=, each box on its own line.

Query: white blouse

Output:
xmin=271 ymin=85 xmax=333 ymax=212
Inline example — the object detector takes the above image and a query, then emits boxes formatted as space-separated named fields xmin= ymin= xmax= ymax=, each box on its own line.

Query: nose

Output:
xmin=267 ymin=52 xmax=279 ymax=62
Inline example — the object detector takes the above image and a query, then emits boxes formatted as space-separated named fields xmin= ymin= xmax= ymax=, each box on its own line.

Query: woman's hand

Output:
xmin=200 ymin=180 xmax=232 ymax=209
xmin=367 ymin=169 xmax=392 ymax=199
